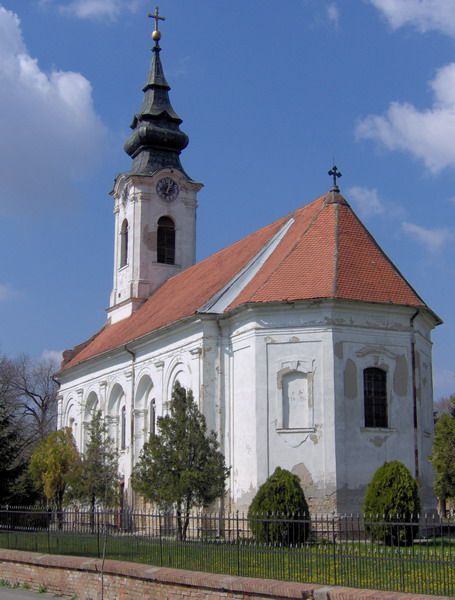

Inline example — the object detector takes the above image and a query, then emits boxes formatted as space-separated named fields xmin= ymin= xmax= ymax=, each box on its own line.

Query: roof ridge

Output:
xmin=244 ymin=197 xmax=328 ymax=302
xmin=199 ymin=217 xmax=295 ymax=314
xmin=332 ymin=202 xmax=340 ymax=297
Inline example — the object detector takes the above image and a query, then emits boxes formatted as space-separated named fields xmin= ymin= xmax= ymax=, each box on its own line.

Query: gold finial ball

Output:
xmin=152 ymin=29 xmax=161 ymax=41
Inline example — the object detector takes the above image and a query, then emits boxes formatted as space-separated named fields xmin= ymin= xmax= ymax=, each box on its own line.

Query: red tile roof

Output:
xmin=62 ymin=192 xmax=436 ymax=370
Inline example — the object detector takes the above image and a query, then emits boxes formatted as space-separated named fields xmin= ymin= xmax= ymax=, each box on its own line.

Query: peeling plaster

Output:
xmin=344 ymin=359 xmax=357 ymax=399
xmin=369 ymin=436 xmax=386 ymax=448
xmin=281 ymin=433 xmax=313 ymax=448
xmin=393 ymin=354 xmax=408 ymax=397
xmin=234 ymin=483 xmax=258 ymax=510
xmin=291 ymin=462 xmax=314 ymax=490
xmin=356 ymin=345 xmax=398 ymax=359
xmin=334 ymin=341 xmax=343 ymax=359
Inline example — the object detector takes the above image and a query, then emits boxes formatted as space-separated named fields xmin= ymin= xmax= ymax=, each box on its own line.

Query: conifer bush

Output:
xmin=363 ymin=461 xmax=420 ymax=546
xmin=248 ymin=467 xmax=309 ymax=545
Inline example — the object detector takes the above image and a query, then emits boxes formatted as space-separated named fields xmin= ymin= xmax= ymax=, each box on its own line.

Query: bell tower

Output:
xmin=108 ymin=10 xmax=202 ymax=324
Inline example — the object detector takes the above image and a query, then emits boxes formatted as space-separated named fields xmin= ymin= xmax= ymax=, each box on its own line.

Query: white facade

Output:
xmin=58 ymin=298 xmax=436 ymax=514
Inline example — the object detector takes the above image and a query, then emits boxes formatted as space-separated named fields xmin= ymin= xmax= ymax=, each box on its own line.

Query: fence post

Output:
xmin=6 ymin=506 xmax=10 ymax=549
xmin=236 ymin=510 xmax=240 ymax=576
xmin=47 ymin=511 xmax=51 ymax=554
xmin=159 ymin=512 xmax=163 ymax=566
xmin=97 ymin=509 xmax=100 ymax=558
xmin=332 ymin=513 xmax=337 ymax=586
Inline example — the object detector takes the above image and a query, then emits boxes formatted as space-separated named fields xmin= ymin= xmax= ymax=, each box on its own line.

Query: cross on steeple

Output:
xmin=328 ymin=165 xmax=342 ymax=192
xmin=148 ymin=6 xmax=166 ymax=45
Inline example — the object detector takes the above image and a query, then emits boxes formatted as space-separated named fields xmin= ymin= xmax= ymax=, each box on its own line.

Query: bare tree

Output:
xmin=434 ymin=394 xmax=455 ymax=418
xmin=0 ymin=354 xmax=59 ymax=446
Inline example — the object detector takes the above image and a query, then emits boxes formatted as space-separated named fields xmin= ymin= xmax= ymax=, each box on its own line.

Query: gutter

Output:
xmin=215 ymin=316 xmax=225 ymax=523
xmin=410 ymin=309 xmax=419 ymax=484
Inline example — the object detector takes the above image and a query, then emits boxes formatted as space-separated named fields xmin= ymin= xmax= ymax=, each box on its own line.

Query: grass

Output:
xmin=0 ymin=530 xmax=453 ymax=597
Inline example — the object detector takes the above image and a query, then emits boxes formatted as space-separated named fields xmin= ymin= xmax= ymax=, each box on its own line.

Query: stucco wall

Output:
xmin=59 ymin=300 xmax=436 ymax=515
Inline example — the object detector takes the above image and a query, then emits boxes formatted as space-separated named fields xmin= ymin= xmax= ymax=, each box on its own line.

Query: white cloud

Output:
xmin=326 ymin=3 xmax=340 ymax=29
xmin=0 ymin=283 xmax=18 ymax=301
xmin=0 ymin=5 xmax=106 ymax=213
xmin=43 ymin=0 xmax=144 ymax=20
xmin=370 ymin=0 xmax=455 ymax=37
xmin=347 ymin=186 xmax=384 ymax=218
xmin=356 ymin=63 xmax=455 ymax=173
xmin=401 ymin=221 xmax=452 ymax=252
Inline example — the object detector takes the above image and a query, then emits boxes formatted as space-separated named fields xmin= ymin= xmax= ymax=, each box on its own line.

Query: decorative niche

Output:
xmin=276 ymin=360 xmax=314 ymax=432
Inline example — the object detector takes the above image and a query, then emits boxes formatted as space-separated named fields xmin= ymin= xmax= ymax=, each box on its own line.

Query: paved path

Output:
xmin=0 ymin=590 xmax=60 ymax=599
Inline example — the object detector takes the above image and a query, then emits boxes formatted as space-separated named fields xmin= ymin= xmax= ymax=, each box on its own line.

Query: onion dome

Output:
xmin=124 ymin=16 xmax=189 ymax=175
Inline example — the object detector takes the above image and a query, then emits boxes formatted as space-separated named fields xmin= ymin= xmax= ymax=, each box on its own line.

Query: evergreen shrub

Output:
xmin=363 ymin=461 xmax=420 ymax=546
xmin=248 ymin=467 xmax=309 ymax=545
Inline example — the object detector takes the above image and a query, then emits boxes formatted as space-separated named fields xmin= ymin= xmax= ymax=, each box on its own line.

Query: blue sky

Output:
xmin=0 ymin=0 xmax=454 ymax=400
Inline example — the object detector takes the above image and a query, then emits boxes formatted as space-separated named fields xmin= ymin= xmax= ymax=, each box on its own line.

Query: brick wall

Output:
xmin=0 ymin=549 xmax=450 ymax=600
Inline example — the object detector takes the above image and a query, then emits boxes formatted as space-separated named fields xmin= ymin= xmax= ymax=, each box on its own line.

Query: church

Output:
xmin=57 ymin=15 xmax=440 ymax=514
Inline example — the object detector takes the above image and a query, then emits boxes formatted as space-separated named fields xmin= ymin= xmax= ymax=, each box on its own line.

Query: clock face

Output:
xmin=156 ymin=177 xmax=179 ymax=202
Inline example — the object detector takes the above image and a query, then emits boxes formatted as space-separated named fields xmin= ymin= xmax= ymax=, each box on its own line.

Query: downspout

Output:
xmin=410 ymin=309 xmax=420 ymax=484
xmin=125 ymin=344 xmax=136 ymax=508
xmin=215 ymin=316 xmax=226 ymax=521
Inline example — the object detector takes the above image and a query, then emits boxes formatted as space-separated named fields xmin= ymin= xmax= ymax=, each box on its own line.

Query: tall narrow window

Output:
xmin=364 ymin=367 xmax=387 ymax=428
xmin=149 ymin=399 xmax=156 ymax=437
xmin=157 ymin=216 xmax=175 ymax=264
xmin=120 ymin=405 xmax=126 ymax=449
xmin=120 ymin=219 xmax=128 ymax=267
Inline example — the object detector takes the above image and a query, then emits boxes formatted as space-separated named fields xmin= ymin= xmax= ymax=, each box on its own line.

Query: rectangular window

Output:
xmin=364 ymin=367 xmax=388 ymax=428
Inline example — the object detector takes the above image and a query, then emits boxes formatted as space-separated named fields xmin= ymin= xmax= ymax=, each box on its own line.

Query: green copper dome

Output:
xmin=124 ymin=42 xmax=189 ymax=175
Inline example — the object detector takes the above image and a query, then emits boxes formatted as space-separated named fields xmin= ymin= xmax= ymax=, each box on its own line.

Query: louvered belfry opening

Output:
xmin=157 ymin=216 xmax=175 ymax=264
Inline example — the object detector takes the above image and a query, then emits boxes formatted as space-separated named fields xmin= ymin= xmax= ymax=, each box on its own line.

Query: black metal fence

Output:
xmin=0 ymin=507 xmax=453 ymax=596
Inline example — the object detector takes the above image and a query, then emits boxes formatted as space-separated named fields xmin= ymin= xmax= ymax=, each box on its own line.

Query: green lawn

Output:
xmin=0 ymin=530 xmax=453 ymax=597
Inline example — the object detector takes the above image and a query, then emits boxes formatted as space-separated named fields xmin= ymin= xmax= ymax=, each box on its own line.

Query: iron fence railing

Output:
xmin=0 ymin=507 xmax=453 ymax=596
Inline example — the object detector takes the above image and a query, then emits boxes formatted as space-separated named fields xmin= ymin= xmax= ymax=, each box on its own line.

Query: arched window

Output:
xmin=120 ymin=405 xmax=126 ymax=449
xmin=120 ymin=219 xmax=128 ymax=268
xmin=157 ymin=216 xmax=175 ymax=264
xmin=149 ymin=399 xmax=156 ymax=436
xmin=364 ymin=367 xmax=387 ymax=428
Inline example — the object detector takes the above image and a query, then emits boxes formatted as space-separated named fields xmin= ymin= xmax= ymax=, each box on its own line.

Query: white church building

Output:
xmin=57 ymin=20 xmax=440 ymax=514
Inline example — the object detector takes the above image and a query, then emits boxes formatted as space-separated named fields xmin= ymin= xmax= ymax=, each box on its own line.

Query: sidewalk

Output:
xmin=0 ymin=590 xmax=60 ymax=599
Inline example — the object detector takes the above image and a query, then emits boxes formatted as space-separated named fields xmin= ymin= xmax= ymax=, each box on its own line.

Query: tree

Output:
xmin=69 ymin=411 xmax=119 ymax=519
xmin=0 ymin=354 xmax=59 ymax=446
xmin=363 ymin=461 xmax=420 ymax=546
xmin=9 ymin=354 xmax=59 ymax=444
xmin=0 ymin=355 xmax=33 ymax=504
xmin=248 ymin=467 xmax=310 ymax=545
xmin=433 ymin=394 xmax=455 ymax=418
xmin=132 ymin=382 xmax=229 ymax=540
xmin=429 ymin=405 xmax=455 ymax=516
xmin=0 ymin=377 xmax=22 ymax=503
xmin=29 ymin=428 xmax=81 ymax=516
xmin=0 ymin=353 xmax=60 ymax=506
